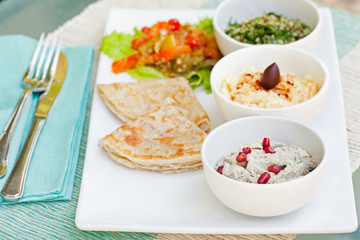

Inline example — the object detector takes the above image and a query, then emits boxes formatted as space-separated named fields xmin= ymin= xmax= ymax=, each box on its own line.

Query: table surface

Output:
xmin=0 ymin=0 xmax=359 ymax=239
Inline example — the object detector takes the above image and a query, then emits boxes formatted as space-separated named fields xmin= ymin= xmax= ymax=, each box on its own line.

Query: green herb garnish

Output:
xmin=225 ymin=12 xmax=312 ymax=45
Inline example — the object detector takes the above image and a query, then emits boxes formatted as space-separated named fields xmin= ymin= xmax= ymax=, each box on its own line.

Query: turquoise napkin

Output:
xmin=0 ymin=35 xmax=93 ymax=203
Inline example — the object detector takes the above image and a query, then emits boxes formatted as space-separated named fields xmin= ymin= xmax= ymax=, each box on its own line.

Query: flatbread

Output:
xmin=99 ymin=99 xmax=207 ymax=173
xmin=102 ymin=153 xmax=203 ymax=174
xmin=97 ymin=77 xmax=210 ymax=132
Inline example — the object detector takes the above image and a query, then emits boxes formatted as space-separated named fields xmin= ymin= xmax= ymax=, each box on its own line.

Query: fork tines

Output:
xmin=24 ymin=33 xmax=62 ymax=91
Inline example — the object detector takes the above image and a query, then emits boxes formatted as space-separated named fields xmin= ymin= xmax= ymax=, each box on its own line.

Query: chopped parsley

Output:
xmin=225 ymin=12 xmax=312 ymax=45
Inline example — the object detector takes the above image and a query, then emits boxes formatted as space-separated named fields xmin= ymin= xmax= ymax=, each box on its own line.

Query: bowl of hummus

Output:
xmin=221 ymin=67 xmax=319 ymax=109
xmin=201 ymin=116 xmax=326 ymax=217
xmin=210 ymin=45 xmax=329 ymax=124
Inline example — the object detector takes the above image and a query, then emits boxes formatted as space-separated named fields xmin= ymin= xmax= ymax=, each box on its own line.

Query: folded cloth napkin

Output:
xmin=0 ymin=35 xmax=94 ymax=204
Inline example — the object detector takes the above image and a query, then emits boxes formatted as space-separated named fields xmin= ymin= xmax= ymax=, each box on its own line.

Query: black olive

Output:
xmin=261 ymin=62 xmax=280 ymax=90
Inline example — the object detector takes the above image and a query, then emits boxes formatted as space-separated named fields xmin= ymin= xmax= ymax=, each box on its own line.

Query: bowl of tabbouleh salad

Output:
xmin=213 ymin=0 xmax=321 ymax=55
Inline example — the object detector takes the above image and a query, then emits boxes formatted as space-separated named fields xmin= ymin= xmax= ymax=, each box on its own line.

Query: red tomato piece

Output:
xmin=147 ymin=21 xmax=169 ymax=38
xmin=131 ymin=37 xmax=147 ymax=50
xmin=168 ymin=19 xmax=181 ymax=31
xmin=112 ymin=54 xmax=139 ymax=74
xmin=141 ymin=26 xmax=151 ymax=35
xmin=155 ymin=45 xmax=192 ymax=62
xmin=185 ymin=34 xmax=201 ymax=49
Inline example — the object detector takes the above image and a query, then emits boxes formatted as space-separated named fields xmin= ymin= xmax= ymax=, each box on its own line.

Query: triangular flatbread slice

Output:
xmin=99 ymin=99 xmax=207 ymax=174
xmin=103 ymin=154 xmax=203 ymax=174
xmin=97 ymin=77 xmax=210 ymax=132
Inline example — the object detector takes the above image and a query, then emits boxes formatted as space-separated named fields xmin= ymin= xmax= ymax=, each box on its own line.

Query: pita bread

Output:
xmin=99 ymin=100 xmax=207 ymax=173
xmin=97 ymin=77 xmax=210 ymax=132
xmin=101 ymin=153 xmax=203 ymax=174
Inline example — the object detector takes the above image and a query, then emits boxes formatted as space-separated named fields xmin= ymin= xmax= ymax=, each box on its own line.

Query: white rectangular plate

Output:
xmin=75 ymin=9 xmax=358 ymax=234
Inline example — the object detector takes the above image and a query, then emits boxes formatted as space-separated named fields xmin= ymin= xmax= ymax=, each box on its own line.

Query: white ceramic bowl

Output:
xmin=201 ymin=116 xmax=326 ymax=217
xmin=213 ymin=0 xmax=321 ymax=55
xmin=210 ymin=45 xmax=329 ymax=124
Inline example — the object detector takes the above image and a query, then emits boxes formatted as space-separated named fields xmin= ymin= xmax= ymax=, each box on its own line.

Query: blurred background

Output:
xmin=317 ymin=0 xmax=360 ymax=13
xmin=0 ymin=0 xmax=359 ymax=38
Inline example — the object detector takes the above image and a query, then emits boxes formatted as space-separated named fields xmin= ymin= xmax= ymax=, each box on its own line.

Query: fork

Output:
xmin=0 ymin=33 xmax=60 ymax=178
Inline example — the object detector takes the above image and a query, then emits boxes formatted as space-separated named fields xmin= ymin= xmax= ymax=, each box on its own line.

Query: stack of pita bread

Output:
xmin=97 ymin=77 xmax=210 ymax=174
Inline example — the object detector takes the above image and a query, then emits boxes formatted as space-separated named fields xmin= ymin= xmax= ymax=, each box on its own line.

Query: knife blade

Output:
xmin=34 ymin=51 xmax=68 ymax=119
xmin=1 ymin=51 xmax=68 ymax=201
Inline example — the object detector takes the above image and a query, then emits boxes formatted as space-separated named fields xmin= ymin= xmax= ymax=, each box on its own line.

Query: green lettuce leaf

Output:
xmin=100 ymin=29 xmax=144 ymax=60
xmin=194 ymin=17 xmax=214 ymax=35
xmin=186 ymin=66 xmax=212 ymax=93
xmin=127 ymin=65 xmax=167 ymax=81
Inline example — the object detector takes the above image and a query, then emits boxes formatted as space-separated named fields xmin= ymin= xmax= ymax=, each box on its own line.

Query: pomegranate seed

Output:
xmin=262 ymin=138 xmax=270 ymax=148
xmin=242 ymin=147 xmax=252 ymax=154
xmin=257 ymin=172 xmax=270 ymax=184
xmin=268 ymin=164 xmax=281 ymax=174
xmin=264 ymin=146 xmax=276 ymax=154
xmin=236 ymin=152 xmax=247 ymax=162
xmin=217 ymin=166 xmax=224 ymax=174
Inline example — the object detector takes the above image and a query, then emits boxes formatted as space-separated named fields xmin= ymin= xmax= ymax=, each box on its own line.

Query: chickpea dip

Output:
xmin=216 ymin=139 xmax=318 ymax=184
xmin=220 ymin=67 xmax=319 ymax=108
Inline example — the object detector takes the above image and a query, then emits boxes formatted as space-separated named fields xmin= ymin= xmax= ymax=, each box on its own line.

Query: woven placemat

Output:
xmin=0 ymin=0 xmax=359 ymax=239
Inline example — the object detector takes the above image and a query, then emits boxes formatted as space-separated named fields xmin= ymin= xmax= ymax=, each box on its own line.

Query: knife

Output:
xmin=1 ymin=51 xmax=68 ymax=201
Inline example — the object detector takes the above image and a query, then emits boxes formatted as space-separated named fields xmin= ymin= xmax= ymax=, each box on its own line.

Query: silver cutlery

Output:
xmin=0 ymin=33 xmax=59 ymax=178
xmin=1 ymin=39 xmax=68 ymax=201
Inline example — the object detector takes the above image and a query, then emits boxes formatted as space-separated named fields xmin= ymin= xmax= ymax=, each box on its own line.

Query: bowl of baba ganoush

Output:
xmin=213 ymin=0 xmax=321 ymax=55
xmin=201 ymin=116 xmax=327 ymax=217
xmin=210 ymin=45 xmax=329 ymax=124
